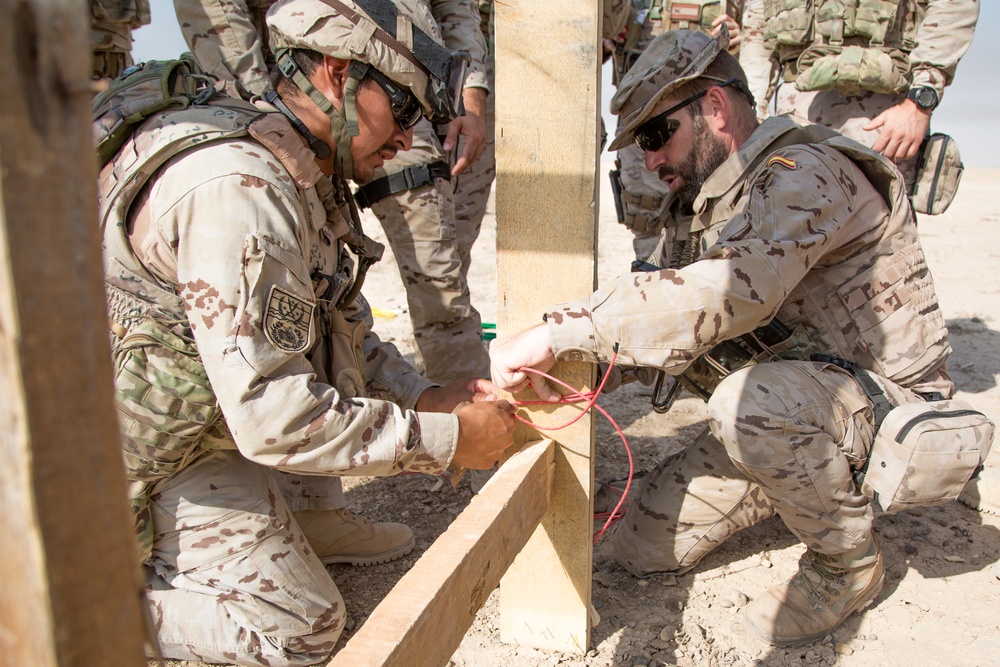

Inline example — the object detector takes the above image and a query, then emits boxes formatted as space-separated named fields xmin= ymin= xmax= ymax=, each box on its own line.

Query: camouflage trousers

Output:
xmin=370 ymin=119 xmax=490 ymax=384
xmin=611 ymin=360 xmax=923 ymax=576
xmin=145 ymin=450 xmax=346 ymax=666
xmin=453 ymin=58 xmax=496 ymax=297
xmin=775 ymin=86 xmax=919 ymax=188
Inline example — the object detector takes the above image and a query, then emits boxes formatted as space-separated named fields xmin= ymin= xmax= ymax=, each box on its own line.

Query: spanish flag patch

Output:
xmin=767 ymin=155 xmax=797 ymax=170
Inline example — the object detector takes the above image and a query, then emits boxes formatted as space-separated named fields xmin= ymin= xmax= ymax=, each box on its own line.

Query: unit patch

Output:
xmin=264 ymin=285 xmax=314 ymax=353
xmin=767 ymin=155 xmax=797 ymax=170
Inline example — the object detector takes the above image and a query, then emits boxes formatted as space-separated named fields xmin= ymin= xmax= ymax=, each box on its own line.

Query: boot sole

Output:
xmin=318 ymin=534 xmax=416 ymax=567
xmin=743 ymin=566 xmax=885 ymax=647
xmin=958 ymin=491 xmax=1000 ymax=516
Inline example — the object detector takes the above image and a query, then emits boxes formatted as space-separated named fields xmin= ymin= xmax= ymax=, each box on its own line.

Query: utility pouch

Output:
xmin=858 ymin=399 xmax=994 ymax=513
xmin=910 ymin=133 xmax=964 ymax=216
xmin=318 ymin=303 xmax=368 ymax=399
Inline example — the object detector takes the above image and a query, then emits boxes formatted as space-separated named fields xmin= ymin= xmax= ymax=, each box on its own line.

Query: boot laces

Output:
xmin=793 ymin=551 xmax=849 ymax=609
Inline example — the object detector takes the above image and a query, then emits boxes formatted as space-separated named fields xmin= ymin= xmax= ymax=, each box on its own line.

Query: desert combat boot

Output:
xmin=743 ymin=534 xmax=884 ymax=646
xmin=293 ymin=508 xmax=415 ymax=566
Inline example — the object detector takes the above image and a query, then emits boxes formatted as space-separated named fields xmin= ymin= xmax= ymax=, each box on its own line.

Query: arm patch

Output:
xmin=264 ymin=285 xmax=315 ymax=353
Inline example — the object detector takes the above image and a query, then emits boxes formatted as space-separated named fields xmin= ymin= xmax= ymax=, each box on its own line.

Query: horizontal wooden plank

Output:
xmin=328 ymin=438 xmax=555 ymax=667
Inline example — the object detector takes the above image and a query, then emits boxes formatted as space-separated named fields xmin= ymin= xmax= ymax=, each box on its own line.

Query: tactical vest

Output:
xmin=762 ymin=0 xmax=920 ymax=95
xmin=100 ymin=97 xmax=380 ymax=560
xmin=653 ymin=119 xmax=949 ymax=409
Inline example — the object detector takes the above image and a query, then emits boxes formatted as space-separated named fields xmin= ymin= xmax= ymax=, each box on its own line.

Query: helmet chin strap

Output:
xmin=276 ymin=51 xmax=368 ymax=180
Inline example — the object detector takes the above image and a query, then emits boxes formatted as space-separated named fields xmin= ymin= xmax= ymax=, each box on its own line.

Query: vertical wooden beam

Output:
xmin=0 ymin=1 xmax=147 ymax=665
xmin=493 ymin=0 xmax=601 ymax=655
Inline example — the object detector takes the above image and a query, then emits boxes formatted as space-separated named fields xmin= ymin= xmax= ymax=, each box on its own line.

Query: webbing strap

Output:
xmin=354 ymin=160 xmax=452 ymax=209
xmin=811 ymin=353 xmax=894 ymax=429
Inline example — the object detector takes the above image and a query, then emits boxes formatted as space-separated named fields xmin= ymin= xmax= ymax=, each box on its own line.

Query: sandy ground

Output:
xmin=161 ymin=166 xmax=1000 ymax=667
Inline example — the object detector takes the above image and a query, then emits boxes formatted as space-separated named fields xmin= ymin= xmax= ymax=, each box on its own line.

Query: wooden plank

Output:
xmin=493 ymin=0 xmax=601 ymax=655
xmin=0 ymin=1 xmax=148 ymax=665
xmin=328 ymin=438 xmax=555 ymax=667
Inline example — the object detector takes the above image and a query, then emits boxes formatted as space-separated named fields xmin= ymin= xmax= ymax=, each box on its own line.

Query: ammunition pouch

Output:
xmin=764 ymin=0 xmax=912 ymax=95
xmin=354 ymin=160 xmax=452 ymax=210
xmin=620 ymin=188 xmax=667 ymax=235
xmin=793 ymin=44 xmax=911 ymax=96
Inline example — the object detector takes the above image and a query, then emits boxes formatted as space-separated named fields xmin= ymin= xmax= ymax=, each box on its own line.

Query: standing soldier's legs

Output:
xmin=368 ymin=121 xmax=490 ymax=384
xmin=775 ymin=86 xmax=919 ymax=187
xmin=610 ymin=425 xmax=777 ymax=576
xmin=616 ymin=142 xmax=670 ymax=261
xmin=146 ymin=451 xmax=346 ymax=667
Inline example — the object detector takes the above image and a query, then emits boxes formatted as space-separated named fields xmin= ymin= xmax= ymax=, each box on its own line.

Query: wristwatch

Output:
xmin=907 ymin=86 xmax=939 ymax=111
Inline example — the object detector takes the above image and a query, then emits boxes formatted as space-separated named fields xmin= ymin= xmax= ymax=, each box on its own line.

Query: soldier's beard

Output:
xmin=658 ymin=114 xmax=729 ymax=208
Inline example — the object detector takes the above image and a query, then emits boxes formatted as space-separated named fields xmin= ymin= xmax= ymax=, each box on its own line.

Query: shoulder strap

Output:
xmin=100 ymin=98 xmax=264 ymax=286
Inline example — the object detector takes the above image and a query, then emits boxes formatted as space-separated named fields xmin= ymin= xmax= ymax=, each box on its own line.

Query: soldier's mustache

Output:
xmin=657 ymin=166 xmax=678 ymax=180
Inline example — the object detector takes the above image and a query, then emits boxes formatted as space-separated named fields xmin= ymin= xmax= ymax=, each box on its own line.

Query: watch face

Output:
xmin=913 ymin=87 xmax=938 ymax=109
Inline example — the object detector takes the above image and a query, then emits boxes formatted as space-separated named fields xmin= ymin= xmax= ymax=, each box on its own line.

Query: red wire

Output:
xmin=509 ymin=349 xmax=634 ymax=544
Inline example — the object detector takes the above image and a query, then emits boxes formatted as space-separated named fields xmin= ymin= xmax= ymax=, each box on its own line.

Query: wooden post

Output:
xmin=493 ymin=0 xmax=602 ymax=654
xmin=0 ymin=0 xmax=148 ymax=665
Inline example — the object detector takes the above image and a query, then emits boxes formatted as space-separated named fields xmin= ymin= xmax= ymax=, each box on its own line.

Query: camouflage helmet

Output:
xmin=266 ymin=0 xmax=468 ymax=176
xmin=608 ymin=27 xmax=730 ymax=151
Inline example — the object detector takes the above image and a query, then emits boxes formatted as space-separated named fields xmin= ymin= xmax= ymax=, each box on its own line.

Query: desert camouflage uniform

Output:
xmin=363 ymin=0 xmax=491 ymax=384
xmin=449 ymin=0 xmax=494 ymax=343
xmin=101 ymin=100 xmax=458 ymax=665
xmin=739 ymin=0 xmax=979 ymax=188
xmin=174 ymin=0 xmax=492 ymax=383
xmin=544 ymin=115 xmax=954 ymax=576
xmin=611 ymin=1 xmax=745 ymax=261
xmin=91 ymin=0 xmax=150 ymax=78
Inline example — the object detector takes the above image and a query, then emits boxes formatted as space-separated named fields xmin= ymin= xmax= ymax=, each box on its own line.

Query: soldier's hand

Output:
xmin=489 ymin=324 xmax=560 ymax=402
xmin=712 ymin=14 xmax=742 ymax=49
xmin=864 ymin=99 xmax=931 ymax=162
xmin=416 ymin=378 xmax=503 ymax=414
xmin=452 ymin=400 xmax=517 ymax=470
xmin=442 ymin=87 xmax=488 ymax=176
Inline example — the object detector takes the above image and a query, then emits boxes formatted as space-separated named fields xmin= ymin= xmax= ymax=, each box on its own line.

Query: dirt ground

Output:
xmin=162 ymin=166 xmax=1000 ymax=667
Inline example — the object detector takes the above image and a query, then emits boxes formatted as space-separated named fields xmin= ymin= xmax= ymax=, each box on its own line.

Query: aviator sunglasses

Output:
xmin=633 ymin=78 xmax=748 ymax=152
xmin=367 ymin=67 xmax=424 ymax=130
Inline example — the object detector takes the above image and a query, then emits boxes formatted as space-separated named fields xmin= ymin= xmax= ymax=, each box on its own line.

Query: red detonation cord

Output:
xmin=510 ymin=347 xmax=634 ymax=544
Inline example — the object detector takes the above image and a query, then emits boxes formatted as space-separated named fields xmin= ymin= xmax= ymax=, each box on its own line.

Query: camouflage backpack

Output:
xmin=91 ymin=54 xmax=218 ymax=167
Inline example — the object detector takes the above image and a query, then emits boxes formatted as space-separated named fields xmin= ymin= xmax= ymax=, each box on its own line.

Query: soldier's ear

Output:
xmin=704 ymin=85 xmax=732 ymax=130
xmin=316 ymin=56 xmax=352 ymax=103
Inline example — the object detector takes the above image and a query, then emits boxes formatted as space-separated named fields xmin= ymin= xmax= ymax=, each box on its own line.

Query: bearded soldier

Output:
xmin=489 ymin=28 xmax=975 ymax=645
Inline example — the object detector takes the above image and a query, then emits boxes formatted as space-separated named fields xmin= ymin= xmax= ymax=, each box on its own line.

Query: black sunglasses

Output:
xmin=367 ymin=68 xmax=423 ymax=131
xmin=633 ymin=78 xmax=746 ymax=152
